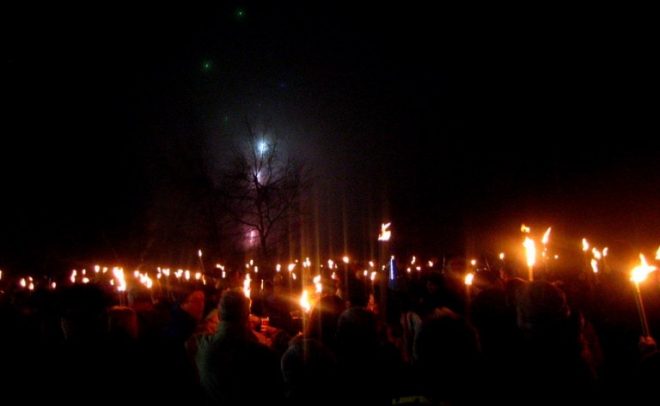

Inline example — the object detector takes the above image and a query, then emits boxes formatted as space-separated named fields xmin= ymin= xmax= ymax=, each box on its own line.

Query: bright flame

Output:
xmin=520 ymin=224 xmax=531 ymax=233
xmin=411 ymin=256 xmax=416 ymax=265
xmin=470 ymin=259 xmax=477 ymax=267
xmin=592 ymin=248 xmax=602 ymax=260
xmin=590 ymin=259 xmax=599 ymax=274
xmin=184 ymin=270 xmax=191 ymax=281
xmin=331 ymin=272 xmax=337 ymax=280
xmin=276 ymin=264 xmax=282 ymax=272
xmin=216 ymin=263 xmax=225 ymax=270
xmin=499 ymin=252 xmax=505 ymax=260
xmin=94 ymin=265 xmax=100 ymax=273
xmin=656 ymin=246 xmax=660 ymax=260
xmin=370 ymin=271 xmax=377 ymax=281
xmin=378 ymin=222 xmax=392 ymax=241
xmin=542 ymin=227 xmax=552 ymax=245
xmin=19 ymin=278 xmax=26 ymax=288
xmin=198 ymin=249 xmax=203 ymax=258
xmin=288 ymin=263 xmax=296 ymax=272
xmin=51 ymin=282 xmax=56 ymax=289
xmin=195 ymin=272 xmax=202 ymax=280
xmin=313 ymin=275 xmax=323 ymax=293
xmin=28 ymin=282 xmax=34 ymax=291
xmin=428 ymin=261 xmax=434 ymax=267
xmin=363 ymin=270 xmax=368 ymax=277
xmin=300 ymin=290 xmax=311 ymax=312
xmin=292 ymin=272 xmax=297 ymax=280
xmin=82 ymin=277 xmax=90 ymax=284
xmin=582 ymin=238 xmax=590 ymax=252
xmin=368 ymin=261 xmax=375 ymax=268
xmin=70 ymin=270 xmax=77 ymax=284
xmin=342 ymin=256 xmax=350 ymax=264
xmin=464 ymin=272 xmax=474 ymax=286
xmin=523 ymin=237 xmax=536 ymax=268
xmin=631 ymin=254 xmax=657 ymax=284
xmin=243 ymin=273 xmax=251 ymax=299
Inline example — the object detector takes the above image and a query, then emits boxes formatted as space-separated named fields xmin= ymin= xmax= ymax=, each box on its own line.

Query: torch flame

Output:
xmin=656 ymin=246 xmax=660 ymax=260
xmin=300 ymin=290 xmax=311 ymax=312
xmin=464 ymin=272 xmax=474 ymax=286
xmin=378 ymin=222 xmax=392 ymax=241
xmin=590 ymin=259 xmax=599 ymax=274
xmin=631 ymin=254 xmax=657 ymax=284
xmin=520 ymin=224 xmax=531 ymax=233
xmin=542 ymin=227 xmax=552 ymax=245
xmin=243 ymin=273 xmax=251 ymax=299
xmin=592 ymin=248 xmax=602 ymax=260
xmin=499 ymin=252 xmax=505 ymax=260
xmin=582 ymin=238 xmax=590 ymax=252
xmin=523 ymin=237 xmax=536 ymax=268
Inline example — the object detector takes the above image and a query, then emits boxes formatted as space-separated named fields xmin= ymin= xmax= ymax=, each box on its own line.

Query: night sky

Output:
xmin=2 ymin=3 xmax=659 ymax=272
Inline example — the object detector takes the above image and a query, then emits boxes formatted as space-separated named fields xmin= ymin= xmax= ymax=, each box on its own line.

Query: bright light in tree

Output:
xmin=258 ymin=140 xmax=268 ymax=155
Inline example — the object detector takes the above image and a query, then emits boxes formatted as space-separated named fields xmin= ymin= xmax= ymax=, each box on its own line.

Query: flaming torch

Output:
xmin=631 ymin=254 xmax=657 ymax=339
xmin=523 ymin=237 xmax=536 ymax=281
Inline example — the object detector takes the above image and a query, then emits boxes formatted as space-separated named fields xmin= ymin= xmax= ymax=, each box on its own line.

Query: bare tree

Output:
xmin=220 ymin=122 xmax=309 ymax=260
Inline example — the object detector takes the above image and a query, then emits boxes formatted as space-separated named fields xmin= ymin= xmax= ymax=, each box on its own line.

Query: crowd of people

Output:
xmin=0 ymin=262 xmax=658 ymax=405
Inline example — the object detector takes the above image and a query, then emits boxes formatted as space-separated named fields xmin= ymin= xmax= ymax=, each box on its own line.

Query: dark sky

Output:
xmin=2 ymin=3 xmax=659 ymax=271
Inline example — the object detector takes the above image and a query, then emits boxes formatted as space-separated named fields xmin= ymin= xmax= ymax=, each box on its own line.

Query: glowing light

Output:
xmin=94 ymin=265 xmax=100 ymax=273
xmin=368 ymin=261 xmax=375 ymax=268
xmin=411 ymin=256 xmax=416 ymax=265
xmin=331 ymin=272 xmax=337 ymax=280
xmin=406 ymin=267 xmax=411 ymax=273
xmin=582 ymin=238 xmax=590 ymax=252
xmin=51 ymin=282 xmax=56 ymax=289
xmin=198 ymin=249 xmax=203 ymax=258
xmin=28 ymin=282 xmax=34 ymax=291
xmin=631 ymin=254 xmax=657 ymax=284
xmin=342 ymin=256 xmax=350 ymax=264
xmin=184 ymin=270 xmax=191 ymax=281
xmin=19 ymin=278 xmax=26 ymax=288
xmin=656 ymin=246 xmax=660 ymax=260
xmin=464 ymin=273 xmax=474 ymax=286
xmin=195 ymin=272 xmax=202 ymax=281
xmin=499 ymin=252 xmax=505 ymax=260
xmin=243 ymin=273 xmax=251 ymax=299
xmin=554 ymin=254 xmax=559 ymax=259
xmin=524 ymin=237 xmax=536 ymax=268
xmin=523 ymin=237 xmax=536 ymax=281
xmin=542 ymin=227 xmax=552 ymax=245
xmin=428 ymin=261 xmax=434 ymax=267
xmin=590 ymin=259 xmax=599 ymax=274
xmin=370 ymin=271 xmax=377 ymax=281
xmin=592 ymin=248 xmax=602 ymax=260
xmin=82 ymin=277 xmax=90 ymax=284
xmin=603 ymin=247 xmax=609 ymax=257
xmin=415 ymin=266 xmax=421 ymax=271
xmin=470 ymin=259 xmax=477 ymax=267
xmin=378 ymin=222 xmax=391 ymax=241
xmin=288 ymin=263 xmax=296 ymax=272
xmin=300 ymin=290 xmax=311 ymax=312
xmin=276 ymin=264 xmax=282 ymax=272
xmin=363 ymin=270 xmax=368 ymax=277
xmin=70 ymin=270 xmax=77 ymax=284
xmin=313 ymin=275 xmax=322 ymax=293
xmin=257 ymin=140 xmax=268 ymax=155
xmin=520 ymin=224 xmax=531 ymax=233
xmin=292 ymin=272 xmax=297 ymax=280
